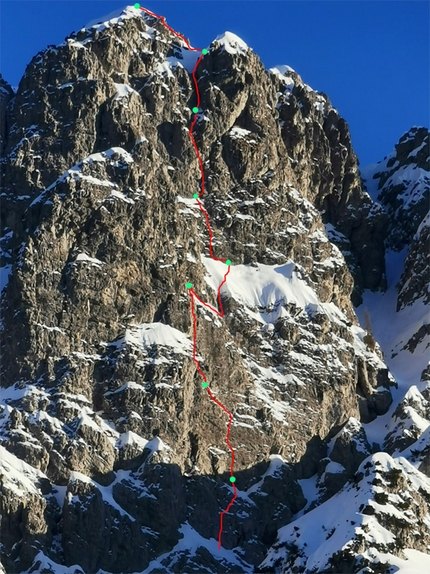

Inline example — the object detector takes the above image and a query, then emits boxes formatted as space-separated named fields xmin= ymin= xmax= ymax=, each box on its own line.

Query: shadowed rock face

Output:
xmin=0 ymin=7 xmax=427 ymax=574
xmin=361 ymin=127 xmax=430 ymax=375
xmin=397 ymin=217 xmax=429 ymax=317
xmin=0 ymin=74 xmax=15 ymax=154
xmin=369 ymin=127 xmax=429 ymax=253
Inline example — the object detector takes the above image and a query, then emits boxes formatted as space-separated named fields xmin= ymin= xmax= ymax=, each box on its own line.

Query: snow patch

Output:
xmin=212 ymin=31 xmax=249 ymax=55
xmin=229 ymin=126 xmax=253 ymax=139
xmin=108 ymin=190 xmax=135 ymax=204
xmin=109 ymin=322 xmax=192 ymax=357
xmin=202 ymin=257 xmax=347 ymax=326
xmin=114 ymin=83 xmax=138 ymax=100
xmin=407 ymin=139 xmax=428 ymax=158
xmin=261 ymin=451 xmax=430 ymax=573
xmin=84 ymin=5 xmax=142 ymax=32
xmin=269 ymin=66 xmax=295 ymax=92
xmin=0 ymin=445 xmax=47 ymax=496
xmin=143 ymin=522 xmax=253 ymax=573
xmin=117 ymin=431 xmax=148 ymax=450
xmin=75 ymin=253 xmax=104 ymax=266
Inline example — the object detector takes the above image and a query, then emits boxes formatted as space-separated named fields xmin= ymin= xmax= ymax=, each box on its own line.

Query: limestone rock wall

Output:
xmin=0 ymin=8 xmax=423 ymax=574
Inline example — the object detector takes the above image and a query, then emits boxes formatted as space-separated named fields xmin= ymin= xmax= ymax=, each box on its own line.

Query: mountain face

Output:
xmin=0 ymin=6 xmax=428 ymax=574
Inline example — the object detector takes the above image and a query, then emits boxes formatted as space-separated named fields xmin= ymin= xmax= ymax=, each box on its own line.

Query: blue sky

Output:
xmin=0 ymin=0 xmax=428 ymax=166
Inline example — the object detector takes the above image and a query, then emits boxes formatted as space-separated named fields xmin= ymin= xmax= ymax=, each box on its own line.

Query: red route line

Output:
xmin=139 ymin=6 xmax=237 ymax=550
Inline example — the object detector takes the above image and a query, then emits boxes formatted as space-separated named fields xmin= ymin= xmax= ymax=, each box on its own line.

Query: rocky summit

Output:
xmin=0 ymin=5 xmax=429 ymax=574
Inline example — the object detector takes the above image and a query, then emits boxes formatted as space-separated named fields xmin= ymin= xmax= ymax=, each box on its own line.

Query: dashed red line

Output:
xmin=139 ymin=5 xmax=237 ymax=550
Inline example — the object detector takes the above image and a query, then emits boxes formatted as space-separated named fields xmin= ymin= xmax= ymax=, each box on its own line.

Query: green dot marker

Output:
xmin=202 ymin=49 xmax=209 ymax=55
xmin=193 ymin=193 xmax=199 ymax=199
xmin=230 ymin=476 xmax=236 ymax=483
xmin=202 ymin=382 xmax=209 ymax=388
xmin=186 ymin=282 xmax=193 ymax=289
xmin=192 ymin=107 xmax=199 ymax=113
xmin=225 ymin=259 xmax=231 ymax=266
xmin=134 ymin=3 xmax=141 ymax=8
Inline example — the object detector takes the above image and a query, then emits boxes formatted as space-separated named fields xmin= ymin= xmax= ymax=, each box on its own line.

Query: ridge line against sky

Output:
xmin=0 ymin=0 xmax=428 ymax=166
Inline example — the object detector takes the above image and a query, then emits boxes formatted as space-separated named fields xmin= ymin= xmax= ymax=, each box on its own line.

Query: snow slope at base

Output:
xmin=369 ymin=548 xmax=430 ymax=574
xmin=22 ymin=552 xmax=85 ymax=574
xmin=357 ymin=249 xmax=421 ymax=386
xmin=138 ymin=522 xmax=253 ymax=574
xmin=356 ymin=248 xmax=429 ymax=447
xmin=260 ymin=452 xmax=430 ymax=573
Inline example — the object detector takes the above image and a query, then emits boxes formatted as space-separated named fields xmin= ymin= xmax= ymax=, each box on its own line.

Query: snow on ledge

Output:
xmin=201 ymin=257 xmax=348 ymax=326
xmin=145 ymin=436 xmax=171 ymax=452
xmin=75 ymin=253 xmax=104 ymax=266
xmin=229 ymin=126 xmax=252 ymax=139
xmin=108 ymin=322 xmax=192 ymax=356
xmin=114 ymin=83 xmax=139 ymax=101
xmin=29 ymin=147 xmax=134 ymax=206
xmin=104 ymin=147 xmax=134 ymax=163
xmin=269 ymin=66 xmax=295 ymax=93
xmin=117 ymin=431 xmax=148 ymax=450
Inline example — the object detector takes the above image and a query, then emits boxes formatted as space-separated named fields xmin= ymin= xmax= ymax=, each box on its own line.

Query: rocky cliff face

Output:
xmin=362 ymin=127 xmax=429 ymax=252
xmin=0 ymin=6 xmax=429 ymax=574
xmin=361 ymin=127 xmax=429 ymax=372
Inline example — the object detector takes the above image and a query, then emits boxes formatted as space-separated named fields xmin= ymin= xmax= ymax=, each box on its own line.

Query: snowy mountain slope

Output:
xmin=361 ymin=126 xmax=429 ymax=252
xmin=258 ymin=130 xmax=430 ymax=574
xmin=0 ymin=4 xmax=429 ymax=574
xmin=260 ymin=452 xmax=430 ymax=573
xmin=358 ymin=127 xmax=429 ymax=403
